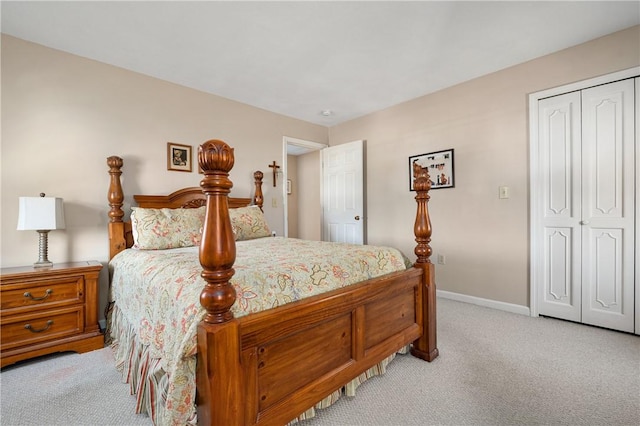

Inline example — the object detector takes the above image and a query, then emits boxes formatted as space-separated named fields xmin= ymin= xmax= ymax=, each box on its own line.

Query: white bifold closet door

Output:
xmin=538 ymin=78 xmax=636 ymax=333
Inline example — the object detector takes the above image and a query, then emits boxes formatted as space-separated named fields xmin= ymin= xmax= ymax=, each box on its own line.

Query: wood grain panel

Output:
xmin=256 ymin=314 xmax=352 ymax=412
xmin=364 ymin=285 xmax=416 ymax=349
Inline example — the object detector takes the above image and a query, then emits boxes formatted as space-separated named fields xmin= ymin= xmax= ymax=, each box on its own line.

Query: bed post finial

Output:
xmin=254 ymin=171 xmax=264 ymax=210
xmin=107 ymin=156 xmax=128 ymax=260
xmin=413 ymin=169 xmax=432 ymax=263
xmin=411 ymin=168 xmax=439 ymax=362
xmin=107 ymin=156 xmax=124 ymax=223
xmin=199 ymin=139 xmax=235 ymax=175
xmin=198 ymin=140 xmax=237 ymax=324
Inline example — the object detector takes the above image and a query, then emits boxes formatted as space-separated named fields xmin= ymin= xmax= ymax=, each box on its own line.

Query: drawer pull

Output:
xmin=24 ymin=320 xmax=54 ymax=333
xmin=23 ymin=289 xmax=53 ymax=301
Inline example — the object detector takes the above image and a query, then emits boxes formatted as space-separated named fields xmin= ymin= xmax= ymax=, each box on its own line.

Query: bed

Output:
xmin=106 ymin=139 xmax=438 ymax=426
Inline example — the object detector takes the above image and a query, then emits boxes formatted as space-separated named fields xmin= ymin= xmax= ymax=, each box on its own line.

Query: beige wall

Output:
xmin=328 ymin=25 xmax=640 ymax=307
xmin=1 ymin=35 xmax=327 ymax=318
xmin=297 ymin=150 xmax=322 ymax=241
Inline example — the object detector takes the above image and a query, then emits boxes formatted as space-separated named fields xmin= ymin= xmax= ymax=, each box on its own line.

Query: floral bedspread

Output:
xmin=109 ymin=237 xmax=410 ymax=425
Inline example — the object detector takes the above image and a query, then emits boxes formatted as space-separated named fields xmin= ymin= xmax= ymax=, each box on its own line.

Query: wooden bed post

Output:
xmin=107 ymin=156 xmax=127 ymax=260
xmin=196 ymin=140 xmax=244 ymax=426
xmin=410 ymin=169 xmax=439 ymax=362
xmin=254 ymin=171 xmax=264 ymax=210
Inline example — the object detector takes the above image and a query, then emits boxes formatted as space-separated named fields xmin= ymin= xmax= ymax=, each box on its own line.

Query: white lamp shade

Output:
xmin=17 ymin=197 xmax=66 ymax=231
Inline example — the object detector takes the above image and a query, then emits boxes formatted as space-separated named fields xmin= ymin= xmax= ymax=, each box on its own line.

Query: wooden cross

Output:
xmin=268 ymin=160 xmax=280 ymax=187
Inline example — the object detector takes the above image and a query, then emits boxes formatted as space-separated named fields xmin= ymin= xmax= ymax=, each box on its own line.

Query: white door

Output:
xmin=537 ymin=91 xmax=583 ymax=323
xmin=322 ymin=140 xmax=365 ymax=244
xmin=580 ymin=80 xmax=635 ymax=332
xmin=537 ymin=79 xmax=636 ymax=333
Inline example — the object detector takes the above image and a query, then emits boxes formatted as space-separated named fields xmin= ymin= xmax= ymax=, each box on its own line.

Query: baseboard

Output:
xmin=437 ymin=290 xmax=531 ymax=316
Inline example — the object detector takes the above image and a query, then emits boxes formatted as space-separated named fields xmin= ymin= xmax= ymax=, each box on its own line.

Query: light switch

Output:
xmin=499 ymin=186 xmax=510 ymax=199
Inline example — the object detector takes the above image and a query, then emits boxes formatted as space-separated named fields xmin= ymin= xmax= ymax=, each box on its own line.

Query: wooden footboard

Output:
xmin=237 ymin=268 xmax=424 ymax=425
xmin=196 ymin=140 xmax=438 ymax=425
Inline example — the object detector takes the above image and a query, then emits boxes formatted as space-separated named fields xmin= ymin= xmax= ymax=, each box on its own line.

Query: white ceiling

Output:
xmin=1 ymin=1 xmax=639 ymax=126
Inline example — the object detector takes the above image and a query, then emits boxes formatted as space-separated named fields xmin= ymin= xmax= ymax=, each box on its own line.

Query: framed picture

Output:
xmin=409 ymin=149 xmax=455 ymax=190
xmin=167 ymin=142 xmax=192 ymax=172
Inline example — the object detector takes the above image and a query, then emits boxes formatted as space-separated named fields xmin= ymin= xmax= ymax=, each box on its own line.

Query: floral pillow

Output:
xmin=131 ymin=206 xmax=206 ymax=249
xmin=229 ymin=206 xmax=271 ymax=241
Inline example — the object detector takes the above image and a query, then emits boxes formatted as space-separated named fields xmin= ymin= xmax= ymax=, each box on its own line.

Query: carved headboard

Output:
xmin=107 ymin=153 xmax=264 ymax=260
xmin=133 ymin=187 xmax=254 ymax=210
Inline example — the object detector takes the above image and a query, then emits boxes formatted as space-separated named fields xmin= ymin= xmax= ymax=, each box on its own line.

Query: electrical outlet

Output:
xmin=437 ymin=254 xmax=446 ymax=265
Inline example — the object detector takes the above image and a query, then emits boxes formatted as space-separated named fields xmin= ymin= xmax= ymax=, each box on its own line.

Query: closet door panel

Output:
xmin=584 ymin=228 xmax=623 ymax=311
xmin=541 ymin=227 xmax=580 ymax=321
xmin=537 ymin=92 xmax=582 ymax=321
xmin=581 ymin=79 xmax=635 ymax=333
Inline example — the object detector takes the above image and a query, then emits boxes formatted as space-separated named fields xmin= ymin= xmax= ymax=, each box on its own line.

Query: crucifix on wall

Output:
xmin=268 ymin=160 xmax=280 ymax=187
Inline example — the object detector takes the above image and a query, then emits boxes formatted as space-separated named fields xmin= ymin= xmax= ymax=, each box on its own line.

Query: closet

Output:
xmin=531 ymin=72 xmax=638 ymax=334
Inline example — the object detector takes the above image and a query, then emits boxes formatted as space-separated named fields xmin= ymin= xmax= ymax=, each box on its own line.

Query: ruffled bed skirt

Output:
xmin=109 ymin=304 xmax=406 ymax=426
xmin=290 ymin=346 xmax=408 ymax=424
xmin=110 ymin=305 xmax=191 ymax=425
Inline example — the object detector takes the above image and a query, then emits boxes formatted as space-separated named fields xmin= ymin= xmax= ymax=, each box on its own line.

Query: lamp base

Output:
xmin=33 ymin=260 xmax=53 ymax=268
xmin=34 ymin=230 xmax=54 ymax=268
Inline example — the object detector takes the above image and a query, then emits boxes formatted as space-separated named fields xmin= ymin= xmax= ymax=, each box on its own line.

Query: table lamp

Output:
xmin=17 ymin=193 xmax=66 ymax=268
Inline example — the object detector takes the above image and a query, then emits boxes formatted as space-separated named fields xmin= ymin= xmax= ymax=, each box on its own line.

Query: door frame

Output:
xmin=635 ymin=76 xmax=640 ymax=334
xmin=282 ymin=136 xmax=327 ymax=238
xmin=528 ymin=66 xmax=639 ymax=318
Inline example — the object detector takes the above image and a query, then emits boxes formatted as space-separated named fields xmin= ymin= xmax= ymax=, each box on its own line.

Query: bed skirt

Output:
xmin=290 ymin=346 xmax=407 ymax=424
xmin=110 ymin=304 xmax=406 ymax=426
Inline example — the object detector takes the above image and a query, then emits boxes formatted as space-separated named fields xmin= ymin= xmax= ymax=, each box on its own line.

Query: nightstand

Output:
xmin=0 ymin=261 xmax=104 ymax=368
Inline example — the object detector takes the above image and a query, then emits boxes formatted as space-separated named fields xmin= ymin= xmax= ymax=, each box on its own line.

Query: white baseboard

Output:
xmin=437 ymin=290 xmax=531 ymax=316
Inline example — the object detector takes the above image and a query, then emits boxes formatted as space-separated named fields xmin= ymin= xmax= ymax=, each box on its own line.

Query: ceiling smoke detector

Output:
xmin=321 ymin=110 xmax=333 ymax=117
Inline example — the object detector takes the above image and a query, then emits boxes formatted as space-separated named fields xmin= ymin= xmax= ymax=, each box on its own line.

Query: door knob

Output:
xmin=355 ymin=216 xmax=360 ymax=221
xmin=579 ymin=220 xmax=589 ymax=225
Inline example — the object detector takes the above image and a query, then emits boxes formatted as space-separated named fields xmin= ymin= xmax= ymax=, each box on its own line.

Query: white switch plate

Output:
xmin=499 ymin=186 xmax=510 ymax=199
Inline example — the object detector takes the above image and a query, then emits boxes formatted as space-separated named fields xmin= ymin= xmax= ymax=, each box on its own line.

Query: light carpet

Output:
xmin=1 ymin=298 xmax=638 ymax=425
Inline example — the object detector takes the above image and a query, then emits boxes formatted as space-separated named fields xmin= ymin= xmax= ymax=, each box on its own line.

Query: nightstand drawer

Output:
xmin=0 ymin=276 xmax=84 ymax=314
xmin=0 ymin=306 xmax=84 ymax=350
